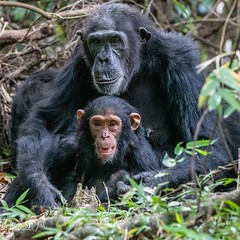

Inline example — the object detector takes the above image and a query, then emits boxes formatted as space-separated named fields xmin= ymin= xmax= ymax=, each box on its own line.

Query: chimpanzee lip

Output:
xmin=97 ymin=145 xmax=116 ymax=157
xmin=95 ymin=76 xmax=120 ymax=84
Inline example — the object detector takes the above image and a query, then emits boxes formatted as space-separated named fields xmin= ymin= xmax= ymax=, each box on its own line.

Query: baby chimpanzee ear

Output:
xmin=129 ymin=113 xmax=141 ymax=131
xmin=77 ymin=109 xmax=85 ymax=124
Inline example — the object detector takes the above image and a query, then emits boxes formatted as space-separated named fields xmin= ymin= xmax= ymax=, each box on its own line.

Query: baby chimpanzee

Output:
xmin=76 ymin=96 xmax=160 ymax=202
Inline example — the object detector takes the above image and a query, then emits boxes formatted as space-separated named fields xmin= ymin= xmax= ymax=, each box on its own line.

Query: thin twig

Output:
xmin=219 ymin=0 xmax=238 ymax=54
xmin=191 ymin=108 xmax=209 ymax=184
xmin=102 ymin=182 xmax=111 ymax=211
xmin=173 ymin=17 xmax=238 ymax=27
xmin=217 ymin=120 xmax=236 ymax=170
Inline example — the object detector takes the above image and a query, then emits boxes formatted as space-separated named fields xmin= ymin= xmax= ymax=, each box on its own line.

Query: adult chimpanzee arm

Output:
xmin=10 ymin=69 xmax=57 ymax=168
xmin=145 ymin=33 xmax=205 ymax=142
xmin=5 ymin=104 xmax=79 ymax=209
xmin=5 ymin=48 xmax=94 ymax=209
xmin=132 ymin=143 xmax=229 ymax=190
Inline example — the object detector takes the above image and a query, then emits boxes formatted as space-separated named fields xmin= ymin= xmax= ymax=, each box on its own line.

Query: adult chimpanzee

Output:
xmin=4 ymin=3 xmax=239 ymax=209
xmin=75 ymin=96 xmax=159 ymax=202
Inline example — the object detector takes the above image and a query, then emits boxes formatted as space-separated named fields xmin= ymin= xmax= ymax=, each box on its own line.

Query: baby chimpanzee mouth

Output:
xmin=97 ymin=145 xmax=116 ymax=158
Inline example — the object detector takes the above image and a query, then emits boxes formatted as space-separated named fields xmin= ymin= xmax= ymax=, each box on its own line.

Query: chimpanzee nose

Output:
xmin=101 ymin=130 xmax=109 ymax=139
xmin=98 ymin=55 xmax=109 ymax=65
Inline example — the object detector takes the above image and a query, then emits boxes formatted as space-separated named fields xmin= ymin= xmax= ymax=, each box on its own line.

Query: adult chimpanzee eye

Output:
xmin=111 ymin=36 xmax=121 ymax=43
xmin=89 ymin=38 xmax=101 ymax=46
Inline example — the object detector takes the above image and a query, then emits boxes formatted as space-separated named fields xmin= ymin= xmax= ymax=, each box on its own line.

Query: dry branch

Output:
xmin=0 ymin=1 xmax=94 ymax=20
xmin=0 ymin=1 xmax=53 ymax=19
xmin=0 ymin=25 xmax=54 ymax=47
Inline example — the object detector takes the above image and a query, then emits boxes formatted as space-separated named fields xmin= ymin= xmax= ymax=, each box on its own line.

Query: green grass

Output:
xmin=1 ymin=173 xmax=239 ymax=239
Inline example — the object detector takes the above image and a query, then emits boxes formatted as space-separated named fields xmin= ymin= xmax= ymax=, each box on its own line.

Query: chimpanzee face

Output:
xmin=77 ymin=5 xmax=151 ymax=96
xmin=89 ymin=113 xmax=122 ymax=161
xmin=87 ymin=30 xmax=129 ymax=95
xmin=77 ymin=102 xmax=141 ymax=164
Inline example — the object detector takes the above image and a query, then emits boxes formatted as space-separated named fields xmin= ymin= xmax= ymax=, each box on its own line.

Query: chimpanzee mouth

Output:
xmin=97 ymin=145 xmax=116 ymax=158
xmin=95 ymin=76 xmax=121 ymax=85
xmin=93 ymin=75 xmax=124 ymax=95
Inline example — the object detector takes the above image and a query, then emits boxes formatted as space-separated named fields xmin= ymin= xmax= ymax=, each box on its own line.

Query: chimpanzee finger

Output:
xmin=109 ymin=170 xmax=130 ymax=183
xmin=49 ymin=186 xmax=66 ymax=206
xmin=56 ymin=193 xmax=66 ymax=206
xmin=116 ymin=181 xmax=131 ymax=195
xmin=131 ymin=172 xmax=150 ymax=182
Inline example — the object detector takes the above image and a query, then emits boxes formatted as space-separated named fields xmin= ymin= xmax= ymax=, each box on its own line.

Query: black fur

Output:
xmin=76 ymin=96 xmax=159 ymax=201
xmin=10 ymin=69 xmax=58 ymax=168
xmin=4 ymin=3 xmax=239 ymax=209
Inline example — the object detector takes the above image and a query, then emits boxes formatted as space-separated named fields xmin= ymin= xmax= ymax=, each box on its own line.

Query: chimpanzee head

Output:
xmin=76 ymin=96 xmax=141 ymax=164
xmin=77 ymin=4 xmax=151 ymax=95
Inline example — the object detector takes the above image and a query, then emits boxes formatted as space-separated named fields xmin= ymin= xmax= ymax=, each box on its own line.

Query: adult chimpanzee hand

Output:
xmin=131 ymin=170 xmax=169 ymax=189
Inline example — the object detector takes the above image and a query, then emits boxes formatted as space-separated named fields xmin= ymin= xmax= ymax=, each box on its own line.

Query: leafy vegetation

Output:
xmin=1 ymin=172 xmax=240 ymax=239
xmin=199 ymin=59 xmax=240 ymax=118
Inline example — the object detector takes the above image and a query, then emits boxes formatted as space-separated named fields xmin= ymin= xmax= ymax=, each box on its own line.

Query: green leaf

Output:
xmin=217 ymin=104 xmax=223 ymax=118
xmin=208 ymin=92 xmax=222 ymax=111
xmin=2 ymin=148 xmax=11 ymax=157
xmin=176 ymin=156 xmax=186 ymax=163
xmin=198 ymin=95 xmax=208 ymax=109
xmin=195 ymin=148 xmax=209 ymax=156
xmin=227 ymin=59 xmax=240 ymax=71
xmin=12 ymin=8 xmax=28 ymax=21
xmin=162 ymin=153 xmax=176 ymax=168
xmin=200 ymin=78 xmax=219 ymax=96
xmin=224 ymin=200 xmax=240 ymax=211
xmin=128 ymin=178 xmax=139 ymax=188
xmin=127 ymin=228 xmax=139 ymax=237
xmin=198 ymin=78 xmax=220 ymax=109
xmin=219 ymin=88 xmax=240 ymax=111
xmin=174 ymin=142 xmax=184 ymax=156
xmin=219 ymin=67 xmax=240 ymax=91
xmin=175 ymin=212 xmax=183 ymax=224
xmin=186 ymin=140 xmax=214 ymax=149
xmin=0 ymin=200 xmax=9 ymax=209
xmin=171 ymin=0 xmax=189 ymax=19
xmin=97 ymin=205 xmax=106 ymax=212
xmin=223 ymin=105 xmax=236 ymax=118
xmin=16 ymin=205 xmax=33 ymax=214
xmin=16 ymin=189 xmax=29 ymax=205
xmin=33 ymin=231 xmax=56 ymax=239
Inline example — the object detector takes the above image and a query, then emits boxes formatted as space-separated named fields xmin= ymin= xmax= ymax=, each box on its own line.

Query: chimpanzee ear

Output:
xmin=77 ymin=109 xmax=85 ymax=124
xmin=129 ymin=113 xmax=141 ymax=131
xmin=76 ymin=30 xmax=83 ymax=40
xmin=139 ymin=27 xmax=151 ymax=43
